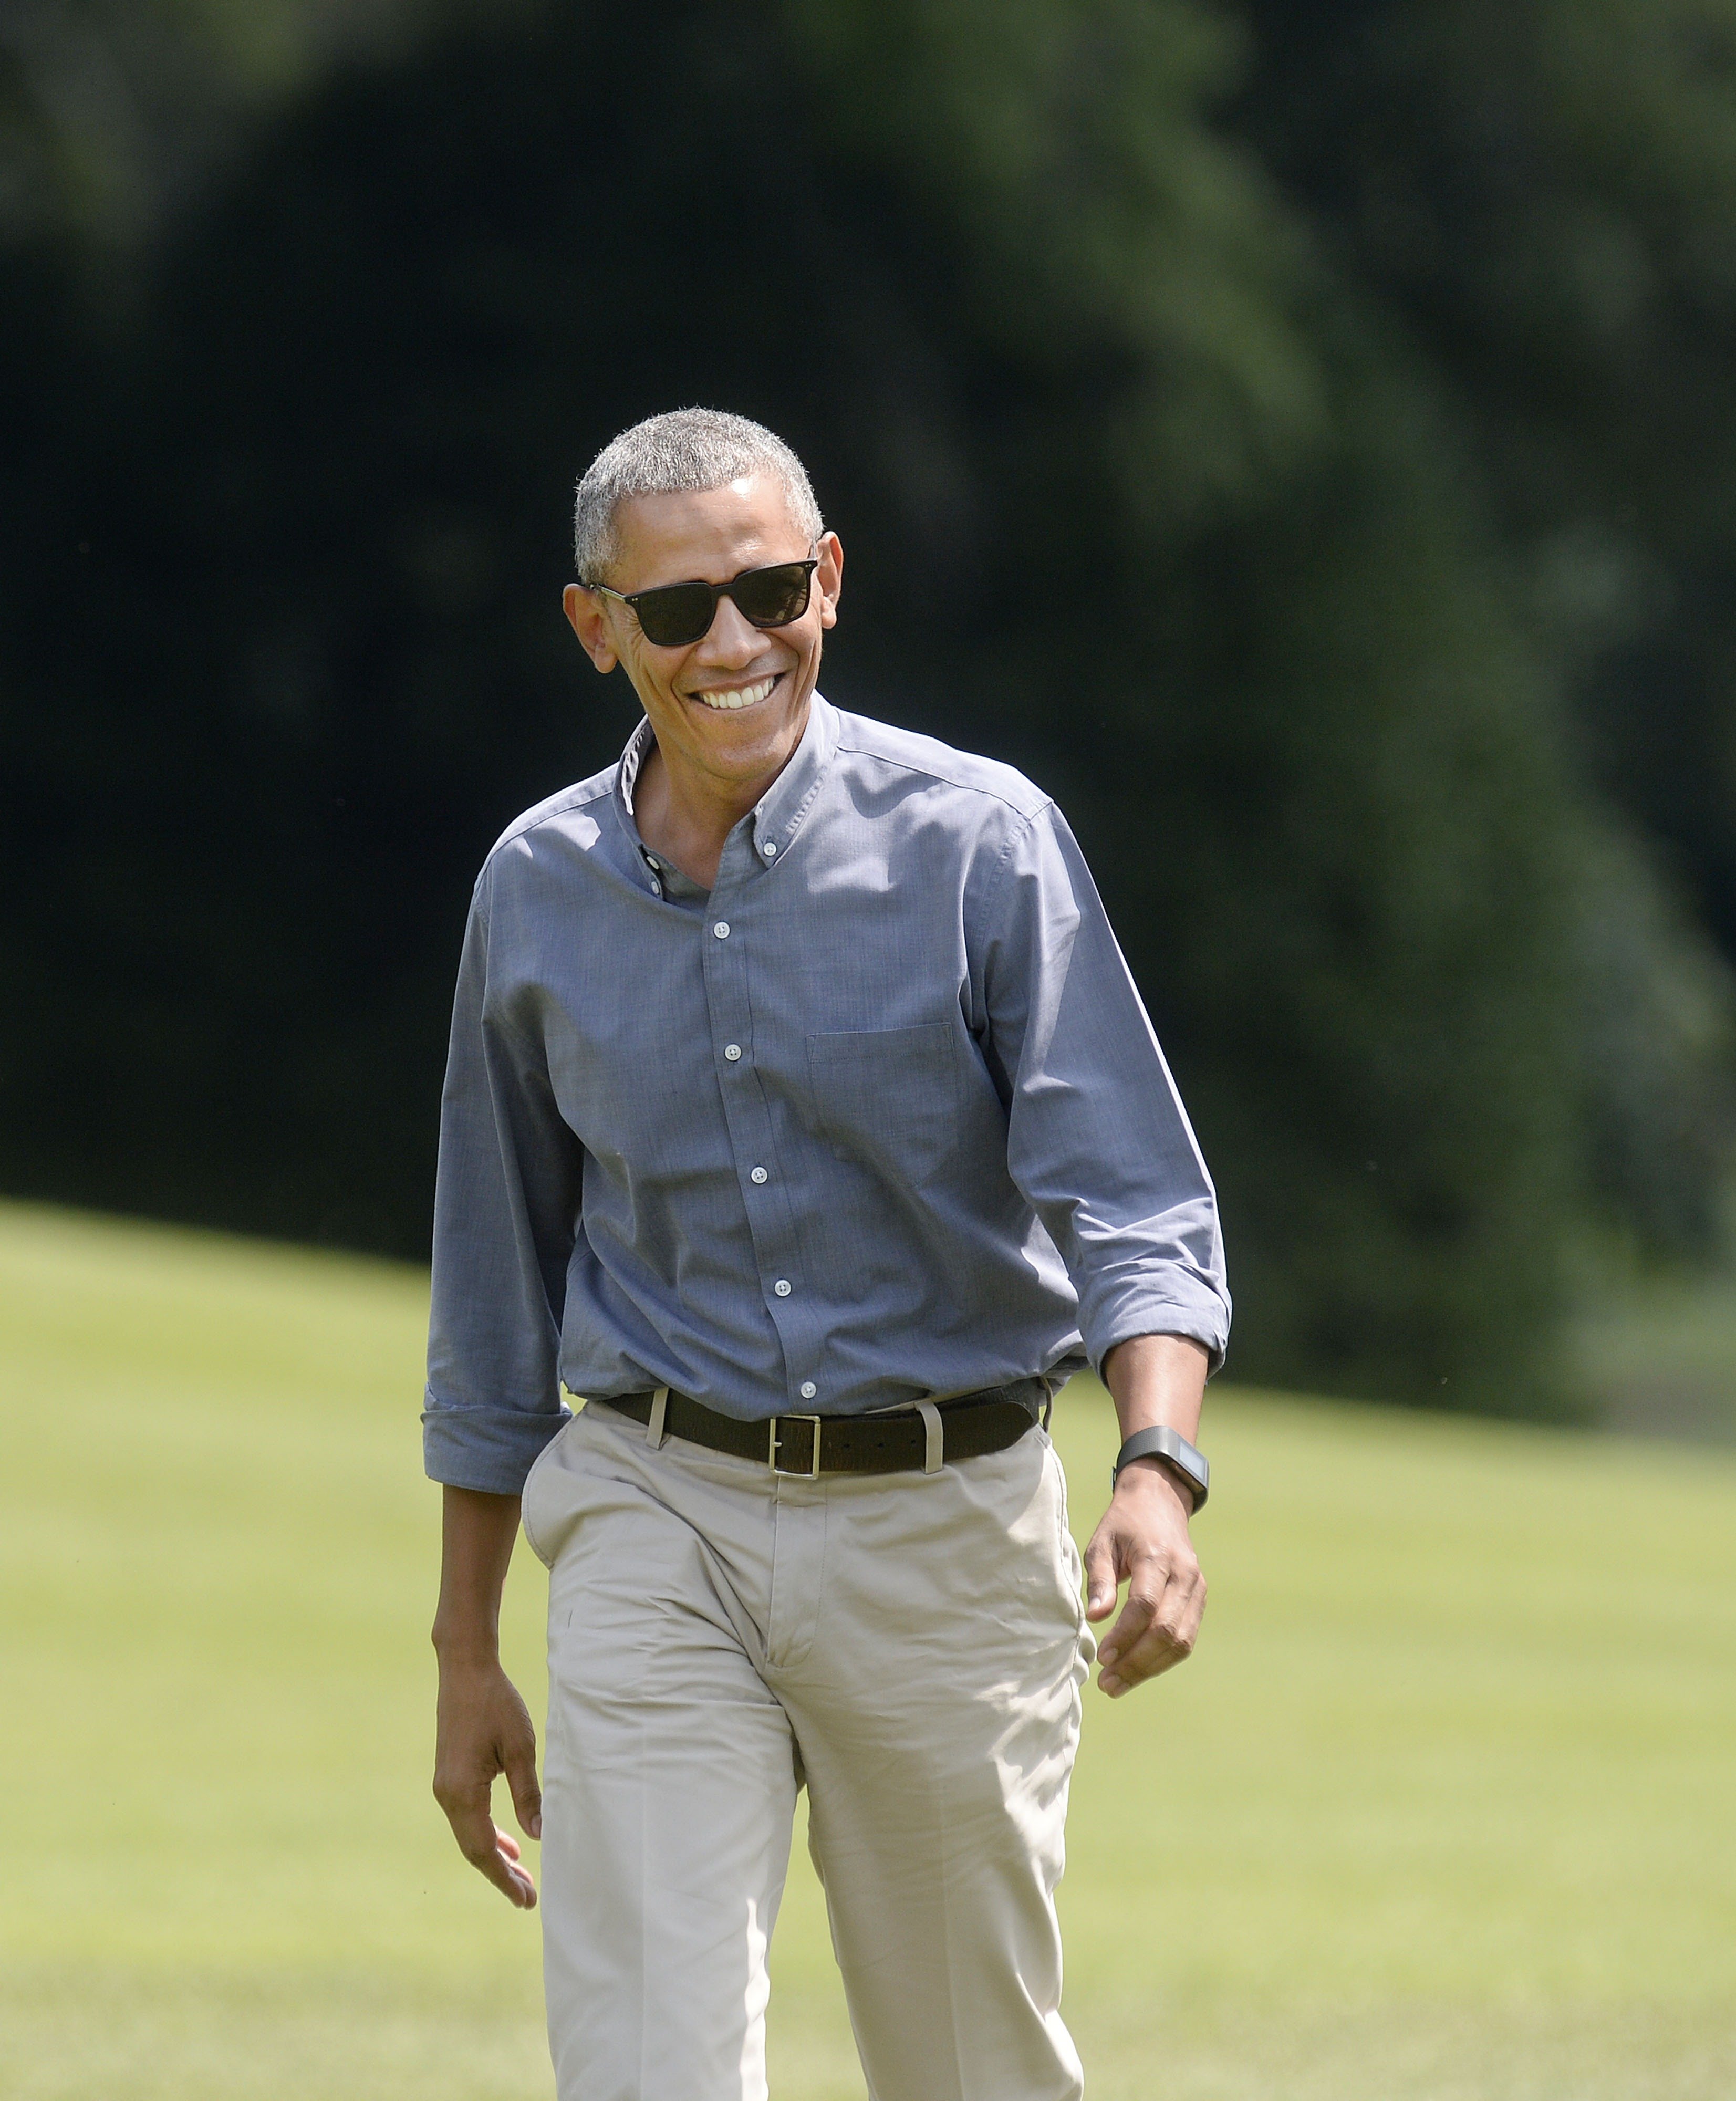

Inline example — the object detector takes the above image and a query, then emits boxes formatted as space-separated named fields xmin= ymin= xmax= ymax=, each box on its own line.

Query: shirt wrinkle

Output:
xmin=424 ymin=692 xmax=1230 ymax=1495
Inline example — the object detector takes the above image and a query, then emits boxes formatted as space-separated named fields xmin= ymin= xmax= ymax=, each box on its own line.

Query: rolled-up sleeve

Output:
xmin=422 ymin=876 xmax=583 ymax=1493
xmin=980 ymin=802 xmax=1231 ymax=1371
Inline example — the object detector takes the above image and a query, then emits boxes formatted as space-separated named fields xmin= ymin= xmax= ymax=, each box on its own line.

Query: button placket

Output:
xmin=699 ymin=876 xmax=819 ymax=1397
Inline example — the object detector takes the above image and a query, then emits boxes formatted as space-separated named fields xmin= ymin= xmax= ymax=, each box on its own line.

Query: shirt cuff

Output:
xmin=1082 ymin=1281 xmax=1232 ymax=1379
xmin=422 ymin=1391 xmax=572 ymax=1496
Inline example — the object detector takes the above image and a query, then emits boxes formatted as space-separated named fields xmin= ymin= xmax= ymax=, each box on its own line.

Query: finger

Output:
xmin=480 ymin=1825 xmax=538 ymax=1908
xmin=1096 ymin=1546 xmax=1182 ymax=1676
xmin=1099 ymin=1572 xmax=1205 ymax=1696
xmin=495 ymin=1827 xmax=539 ymax=1908
xmin=440 ymin=1785 xmax=501 ymax=1867
xmin=1100 ymin=1619 xmax=1188 ymax=1693
xmin=439 ymin=1786 xmax=537 ymax=1907
xmin=472 ymin=1822 xmax=538 ymax=1908
xmin=1082 ymin=1523 xmax=1124 ymax=1622
xmin=505 ymin=1735 xmax=543 ymax=1842
xmin=1095 ymin=1565 xmax=1162 ymax=1669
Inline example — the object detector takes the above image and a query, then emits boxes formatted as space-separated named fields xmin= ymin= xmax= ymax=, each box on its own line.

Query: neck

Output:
xmin=635 ymin=717 xmax=806 ymax=890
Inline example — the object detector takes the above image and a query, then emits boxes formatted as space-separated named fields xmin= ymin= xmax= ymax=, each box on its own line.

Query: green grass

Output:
xmin=2 ymin=1201 xmax=1733 ymax=2098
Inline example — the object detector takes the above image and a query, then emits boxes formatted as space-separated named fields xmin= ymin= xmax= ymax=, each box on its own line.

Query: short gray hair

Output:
xmin=573 ymin=408 xmax=824 ymax=584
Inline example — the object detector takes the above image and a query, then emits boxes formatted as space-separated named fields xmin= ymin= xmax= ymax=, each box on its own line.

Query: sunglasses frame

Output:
xmin=584 ymin=554 xmax=820 ymax=650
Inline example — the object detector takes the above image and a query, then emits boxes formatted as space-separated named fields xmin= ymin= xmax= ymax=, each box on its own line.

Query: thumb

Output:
xmin=1083 ymin=1530 xmax=1120 ymax=1622
xmin=505 ymin=1741 xmax=543 ymax=1842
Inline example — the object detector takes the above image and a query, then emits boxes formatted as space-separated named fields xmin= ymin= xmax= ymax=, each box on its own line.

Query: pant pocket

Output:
xmin=1045 ymin=1439 xmax=1091 ymax=1644
xmin=519 ymin=1417 xmax=573 ymax=1569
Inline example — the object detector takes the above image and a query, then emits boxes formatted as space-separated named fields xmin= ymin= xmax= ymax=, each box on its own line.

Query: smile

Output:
xmin=690 ymin=674 xmax=779 ymax=711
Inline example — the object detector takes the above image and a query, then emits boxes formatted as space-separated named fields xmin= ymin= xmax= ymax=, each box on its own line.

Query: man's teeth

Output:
xmin=694 ymin=676 xmax=777 ymax=711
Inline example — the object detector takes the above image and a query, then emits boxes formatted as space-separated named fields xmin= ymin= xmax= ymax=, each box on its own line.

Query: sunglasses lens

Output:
xmin=732 ymin=562 xmax=814 ymax=629
xmin=631 ymin=582 xmax=717 ymax=649
xmin=627 ymin=562 xmax=815 ymax=647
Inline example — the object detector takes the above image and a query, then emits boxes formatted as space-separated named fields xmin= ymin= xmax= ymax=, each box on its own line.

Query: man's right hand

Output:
xmin=432 ymin=1652 xmax=542 ymax=1907
xmin=430 ymin=1482 xmax=542 ymax=1908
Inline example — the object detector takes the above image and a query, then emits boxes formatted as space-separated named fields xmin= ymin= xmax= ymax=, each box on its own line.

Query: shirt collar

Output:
xmin=748 ymin=690 xmax=836 ymax=864
xmin=618 ymin=712 xmax=654 ymax=818
xmin=612 ymin=690 xmax=838 ymax=871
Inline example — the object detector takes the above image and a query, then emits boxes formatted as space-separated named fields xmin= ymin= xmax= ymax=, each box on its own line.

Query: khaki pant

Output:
xmin=521 ymin=1399 xmax=1094 ymax=2101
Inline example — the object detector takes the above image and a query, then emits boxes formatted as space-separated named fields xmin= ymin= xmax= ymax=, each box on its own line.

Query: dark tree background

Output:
xmin=4 ymin=0 xmax=1734 ymax=1414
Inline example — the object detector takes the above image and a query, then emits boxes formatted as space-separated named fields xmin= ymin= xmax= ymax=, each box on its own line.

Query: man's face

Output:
xmin=564 ymin=474 xmax=842 ymax=800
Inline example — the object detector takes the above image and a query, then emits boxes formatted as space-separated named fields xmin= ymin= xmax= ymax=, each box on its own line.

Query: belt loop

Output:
xmin=647 ymin=1386 xmax=669 ymax=1450
xmin=917 ymin=1399 xmax=943 ymax=1474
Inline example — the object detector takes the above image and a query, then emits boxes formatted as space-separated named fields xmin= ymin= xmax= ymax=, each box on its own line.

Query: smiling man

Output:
xmin=424 ymin=408 xmax=1229 ymax=2101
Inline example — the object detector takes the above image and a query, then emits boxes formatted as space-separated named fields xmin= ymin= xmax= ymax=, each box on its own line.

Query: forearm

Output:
xmin=431 ymin=1484 xmax=523 ymax=1662
xmin=1101 ymin=1332 xmax=1209 ymax=1515
xmin=1101 ymin=1332 xmax=1207 ymax=1444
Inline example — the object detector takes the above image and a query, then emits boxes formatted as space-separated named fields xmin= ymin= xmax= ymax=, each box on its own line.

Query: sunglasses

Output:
xmin=586 ymin=556 xmax=819 ymax=650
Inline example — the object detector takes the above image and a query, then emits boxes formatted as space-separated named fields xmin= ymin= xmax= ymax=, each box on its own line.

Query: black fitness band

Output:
xmin=1111 ymin=1424 xmax=1209 ymax=1508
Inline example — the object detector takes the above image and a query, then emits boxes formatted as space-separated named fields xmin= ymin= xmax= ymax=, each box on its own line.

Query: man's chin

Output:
xmin=688 ymin=682 xmax=814 ymax=757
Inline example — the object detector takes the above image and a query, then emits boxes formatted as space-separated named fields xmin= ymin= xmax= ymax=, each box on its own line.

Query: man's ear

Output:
xmin=815 ymin=531 xmax=843 ymax=632
xmin=563 ymin=583 xmax=620 ymax=673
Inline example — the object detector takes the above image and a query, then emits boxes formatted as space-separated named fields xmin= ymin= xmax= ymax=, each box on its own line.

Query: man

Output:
xmin=425 ymin=408 xmax=1229 ymax=2101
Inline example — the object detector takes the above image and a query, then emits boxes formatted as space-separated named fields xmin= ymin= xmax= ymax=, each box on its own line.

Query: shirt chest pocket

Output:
xmin=803 ymin=1022 xmax=964 ymax=1183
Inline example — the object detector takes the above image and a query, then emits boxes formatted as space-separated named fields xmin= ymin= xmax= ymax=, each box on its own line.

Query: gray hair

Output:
xmin=573 ymin=408 xmax=823 ymax=584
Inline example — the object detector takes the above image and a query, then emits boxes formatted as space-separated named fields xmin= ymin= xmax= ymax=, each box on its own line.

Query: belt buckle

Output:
xmin=768 ymin=1413 xmax=823 ymax=1478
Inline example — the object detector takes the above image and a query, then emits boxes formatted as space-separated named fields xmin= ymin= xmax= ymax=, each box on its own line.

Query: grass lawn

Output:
xmin=1 ymin=1200 xmax=1732 ymax=2098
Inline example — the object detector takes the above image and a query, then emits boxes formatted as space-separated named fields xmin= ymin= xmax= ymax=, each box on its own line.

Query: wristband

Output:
xmin=1111 ymin=1425 xmax=1208 ymax=1509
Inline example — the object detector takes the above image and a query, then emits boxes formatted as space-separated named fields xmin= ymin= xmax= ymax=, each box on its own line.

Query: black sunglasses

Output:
xmin=586 ymin=557 xmax=819 ymax=650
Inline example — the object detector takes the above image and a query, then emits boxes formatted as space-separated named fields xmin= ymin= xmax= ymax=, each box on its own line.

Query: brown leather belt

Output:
xmin=598 ymin=1378 xmax=1049 ymax=1478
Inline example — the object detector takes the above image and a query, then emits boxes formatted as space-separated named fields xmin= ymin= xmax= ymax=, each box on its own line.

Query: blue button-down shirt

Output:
xmin=423 ymin=695 xmax=1229 ymax=1494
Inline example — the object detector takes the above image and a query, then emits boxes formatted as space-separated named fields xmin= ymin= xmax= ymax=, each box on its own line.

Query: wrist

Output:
xmin=431 ymin=1620 xmax=502 ymax=1668
xmin=1110 ymin=1422 xmax=1208 ymax=1509
xmin=1114 ymin=1453 xmax=1196 ymax=1517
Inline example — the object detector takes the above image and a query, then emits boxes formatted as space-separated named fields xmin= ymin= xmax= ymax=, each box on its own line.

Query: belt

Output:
xmin=598 ymin=1378 xmax=1049 ymax=1478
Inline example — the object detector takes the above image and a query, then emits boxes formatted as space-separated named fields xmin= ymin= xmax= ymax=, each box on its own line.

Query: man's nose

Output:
xmin=698 ymin=596 xmax=766 ymax=658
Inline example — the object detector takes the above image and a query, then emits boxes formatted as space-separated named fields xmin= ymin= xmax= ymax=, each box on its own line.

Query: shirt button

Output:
xmin=762 ymin=841 xmax=777 ymax=858
xmin=713 ymin=921 xmax=730 ymax=939
xmin=650 ymin=880 xmax=663 ymax=898
xmin=774 ymin=1278 xmax=792 ymax=1297
xmin=799 ymin=1380 xmax=817 ymax=1400
xmin=750 ymin=1167 xmax=768 ymax=1185
xmin=723 ymin=1043 xmax=742 ymax=1062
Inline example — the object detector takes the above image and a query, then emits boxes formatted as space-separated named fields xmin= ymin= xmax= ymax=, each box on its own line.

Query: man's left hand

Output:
xmin=1083 ymin=1460 xmax=1205 ymax=1696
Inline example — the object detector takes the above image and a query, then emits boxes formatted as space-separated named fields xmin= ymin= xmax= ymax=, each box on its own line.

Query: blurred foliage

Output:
xmin=0 ymin=0 xmax=438 ymax=238
xmin=3 ymin=0 xmax=1734 ymax=1414
xmin=1235 ymin=0 xmax=1736 ymax=989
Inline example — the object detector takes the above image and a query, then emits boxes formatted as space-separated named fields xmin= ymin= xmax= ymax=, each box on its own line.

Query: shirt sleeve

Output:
xmin=422 ymin=873 xmax=582 ymax=1493
xmin=978 ymin=800 xmax=1231 ymax=1372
